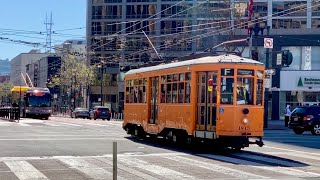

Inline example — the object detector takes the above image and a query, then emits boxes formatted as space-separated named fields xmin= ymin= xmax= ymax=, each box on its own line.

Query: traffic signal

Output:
xmin=252 ymin=50 xmax=259 ymax=61
xmin=282 ymin=50 xmax=293 ymax=67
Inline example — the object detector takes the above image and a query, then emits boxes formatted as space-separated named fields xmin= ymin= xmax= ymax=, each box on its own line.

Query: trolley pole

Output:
xmin=264 ymin=26 xmax=270 ymax=129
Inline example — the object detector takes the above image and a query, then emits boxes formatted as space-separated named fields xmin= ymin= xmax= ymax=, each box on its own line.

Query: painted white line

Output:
xmin=17 ymin=123 xmax=32 ymax=127
xmin=233 ymin=153 xmax=303 ymax=167
xmin=4 ymin=160 xmax=49 ymax=180
xmin=265 ymin=146 xmax=320 ymax=156
xmin=43 ymin=122 xmax=60 ymax=126
xmin=97 ymin=157 xmax=160 ymax=180
xmin=84 ymin=123 xmax=108 ymax=127
xmin=165 ymin=155 xmax=267 ymax=179
xmin=200 ymin=154 xmax=320 ymax=178
xmin=0 ymin=152 xmax=187 ymax=162
xmin=20 ymin=120 xmax=44 ymax=123
xmin=0 ymin=137 xmax=125 ymax=141
xmin=59 ymin=158 xmax=126 ymax=180
xmin=54 ymin=122 xmax=83 ymax=126
xmin=120 ymin=156 xmax=196 ymax=179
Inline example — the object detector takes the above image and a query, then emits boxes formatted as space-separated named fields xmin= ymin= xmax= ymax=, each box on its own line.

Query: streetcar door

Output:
xmin=196 ymin=72 xmax=217 ymax=131
xmin=149 ymin=77 xmax=159 ymax=124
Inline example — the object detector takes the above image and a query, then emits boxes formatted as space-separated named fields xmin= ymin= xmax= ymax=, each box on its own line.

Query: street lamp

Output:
xmin=98 ymin=64 xmax=103 ymax=106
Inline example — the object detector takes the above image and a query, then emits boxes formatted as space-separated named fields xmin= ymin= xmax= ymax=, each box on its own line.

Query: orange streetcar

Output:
xmin=123 ymin=54 xmax=265 ymax=150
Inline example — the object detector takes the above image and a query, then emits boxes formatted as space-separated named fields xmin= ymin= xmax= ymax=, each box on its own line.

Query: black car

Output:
xmin=90 ymin=106 xmax=111 ymax=120
xmin=71 ymin=108 xmax=90 ymax=119
xmin=288 ymin=106 xmax=320 ymax=135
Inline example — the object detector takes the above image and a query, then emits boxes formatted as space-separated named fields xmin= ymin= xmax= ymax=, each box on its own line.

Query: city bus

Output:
xmin=123 ymin=54 xmax=265 ymax=150
xmin=11 ymin=86 xmax=52 ymax=120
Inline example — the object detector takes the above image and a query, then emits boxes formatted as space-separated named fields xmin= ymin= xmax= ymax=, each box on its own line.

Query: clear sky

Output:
xmin=0 ymin=0 xmax=86 ymax=60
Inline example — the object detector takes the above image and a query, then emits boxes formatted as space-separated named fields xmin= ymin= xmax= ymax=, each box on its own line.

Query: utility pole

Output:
xmin=264 ymin=26 xmax=270 ymax=129
xmin=248 ymin=0 xmax=253 ymax=58
xmin=100 ymin=65 xmax=103 ymax=106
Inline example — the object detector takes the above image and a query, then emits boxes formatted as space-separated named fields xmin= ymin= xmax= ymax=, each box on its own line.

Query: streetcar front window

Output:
xmin=220 ymin=77 xmax=234 ymax=104
xmin=237 ymin=77 xmax=254 ymax=105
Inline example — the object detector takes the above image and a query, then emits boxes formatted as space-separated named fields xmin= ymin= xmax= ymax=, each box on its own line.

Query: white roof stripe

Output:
xmin=125 ymin=54 xmax=263 ymax=75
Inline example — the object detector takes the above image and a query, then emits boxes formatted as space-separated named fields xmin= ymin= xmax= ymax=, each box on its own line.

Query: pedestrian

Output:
xmin=284 ymin=105 xmax=291 ymax=127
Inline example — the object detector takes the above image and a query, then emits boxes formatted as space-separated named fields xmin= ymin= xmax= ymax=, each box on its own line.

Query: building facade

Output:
xmin=10 ymin=50 xmax=50 ymax=86
xmin=87 ymin=0 xmax=320 ymax=117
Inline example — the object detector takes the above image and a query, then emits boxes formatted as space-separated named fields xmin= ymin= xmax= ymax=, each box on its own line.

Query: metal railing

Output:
xmin=0 ymin=107 xmax=20 ymax=121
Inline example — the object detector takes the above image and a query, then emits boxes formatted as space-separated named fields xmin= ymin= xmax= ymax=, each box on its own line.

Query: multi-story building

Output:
xmin=87 ymin=0 xmax=320 ymax=119
xmin=10 ymin=50 xmax=50 ymax=86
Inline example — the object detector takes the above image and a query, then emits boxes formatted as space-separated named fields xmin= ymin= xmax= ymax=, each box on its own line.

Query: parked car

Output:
xmin=288 ymin=106 xmax=320 ymax=135
xmin=71 ymin=108 xmax=90 ymax=119
xmin=90 ymin=106 xmax=111 ymax=120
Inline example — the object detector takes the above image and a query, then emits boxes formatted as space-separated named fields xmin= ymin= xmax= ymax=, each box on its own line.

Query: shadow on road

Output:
xmin=125 ymin=135 xmax=309 ymax=168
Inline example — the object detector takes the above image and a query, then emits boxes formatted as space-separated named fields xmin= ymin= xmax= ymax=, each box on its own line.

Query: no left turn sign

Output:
xmin=264 ymin=38 xmax=273 ymax=49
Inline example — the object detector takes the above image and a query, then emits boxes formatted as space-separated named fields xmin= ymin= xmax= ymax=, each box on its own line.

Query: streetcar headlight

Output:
xmin=25 ymin=110 xmax=29 ymax=113
xmin=243 ymin=118 xmax=249 ymax=124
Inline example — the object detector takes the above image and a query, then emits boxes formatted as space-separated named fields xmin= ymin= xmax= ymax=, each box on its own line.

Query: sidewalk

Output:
xmin=265 ymin=120 xmax=288 ymax=130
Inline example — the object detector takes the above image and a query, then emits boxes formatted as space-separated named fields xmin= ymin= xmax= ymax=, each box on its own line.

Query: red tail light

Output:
xmin=96 ymin=110 xmax=100 ymax=114
xmin=109 ymin=111 xmax=112 ymax=114
xmin=303 ymin=115 xmax=313 ymax=121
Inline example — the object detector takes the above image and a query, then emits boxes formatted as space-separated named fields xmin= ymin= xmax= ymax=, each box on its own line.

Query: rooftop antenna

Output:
xmin=142 ymin=30 xmax=162 ymax=60
xmin=44 ymin=12 xmax=53 ymax=53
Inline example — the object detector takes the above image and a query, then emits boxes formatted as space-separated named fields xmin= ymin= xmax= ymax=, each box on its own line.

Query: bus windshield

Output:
xmin=26 ymin=93 xmax=51 ymax=107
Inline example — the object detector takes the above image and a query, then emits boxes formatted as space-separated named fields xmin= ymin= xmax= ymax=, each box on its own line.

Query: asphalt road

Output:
xmin=0 ymin=116 xmax=319 ymax=180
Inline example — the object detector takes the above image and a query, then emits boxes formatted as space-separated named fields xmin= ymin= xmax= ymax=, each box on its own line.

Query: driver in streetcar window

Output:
xmin=237 ymin=80 xmax=251 ymax=105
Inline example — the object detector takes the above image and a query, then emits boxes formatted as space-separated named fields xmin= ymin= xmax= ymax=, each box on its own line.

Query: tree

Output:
xmin=0 ymin=82 xmax=13 ymax=105
xmin=51 ymin=54 xmax=96 ymax=108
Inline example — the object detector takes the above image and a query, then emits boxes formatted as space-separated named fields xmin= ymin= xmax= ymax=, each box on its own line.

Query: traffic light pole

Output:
xmin=264 ymin=26 xmax=270 ymax=129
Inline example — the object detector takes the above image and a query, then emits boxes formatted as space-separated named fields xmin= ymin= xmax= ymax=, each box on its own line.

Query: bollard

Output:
xmin=113 ymin=141 xmax=117 ymax=180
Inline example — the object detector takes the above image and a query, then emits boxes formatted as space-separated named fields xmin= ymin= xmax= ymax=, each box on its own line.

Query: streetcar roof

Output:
xmin=125 ymin=54 xmax=263 ymax=76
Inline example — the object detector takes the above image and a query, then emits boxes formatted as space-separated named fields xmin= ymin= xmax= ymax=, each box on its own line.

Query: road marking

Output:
xmin=200 ymin=154 xmax=320 ymax=178
xmin=4 ymin=160 xmax=49 ymax=180
xmin=119 ymin=156 xmax=196 ymax=179
xmin=84 ymin=122 xmax=108 ymax=127
xmin=165 ymin=155 xmax=267 ymax=179
xmin=17 ymin=123 xmax=32 ymax=127
xmin=54 ymin=122 xmax=83 ymax=126
xmin=59 ymin=158 xmax=126 ymax=180
xmin=96 ymin=157 xmax=160 ymax=180
xmin=265 ymin=146 xmax=320 ymax=156
xmin=43 ymin=122 xmax=60 ymax=126
xmin=0 ymin=137 xmax=125 ymax=141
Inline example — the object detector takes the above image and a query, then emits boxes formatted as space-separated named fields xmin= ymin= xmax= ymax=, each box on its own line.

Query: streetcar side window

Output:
xmin=125 ymin=78 xmax=146 ymax=103
xmin=256 ymin=70 xmax=264 ymax=106
xmin=160 ymin=72 xmax=191 ymax=104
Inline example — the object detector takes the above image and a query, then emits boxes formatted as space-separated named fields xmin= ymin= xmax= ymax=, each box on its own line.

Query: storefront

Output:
xmin=280 ymin=71 xmax=320 ymax=119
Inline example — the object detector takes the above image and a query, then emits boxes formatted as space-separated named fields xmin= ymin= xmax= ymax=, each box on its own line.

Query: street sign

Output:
xmin=264 ymin=38 xmax=273 ymax=49
xmin=276 ymin=53 xmax=282 ymax=66
xmin=271 ymin=87 xmax=280 ymax=91
xmin=264 ymin=74 xmax=272 ymax=89
xmin=266 ymin=69 xmax=275 ymax=75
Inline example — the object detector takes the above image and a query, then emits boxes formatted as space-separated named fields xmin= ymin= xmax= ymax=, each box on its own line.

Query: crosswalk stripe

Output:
xmin=59 ymin=158 xmax=126 ymax=180
xmin=165 ymin=155 xmax=267 ymax=179
xmin=96 ymin=157 xmax=160 ymax=180
xmin=233 ymin=153 xmax=304 ymax=167
xmin=120 ymin=156 xmax=196 ymax=179
xmin=17 ymin=123 xmax=32 ymax=126
xmin=200 ymin=154 xmax=320 ymax=178
xmin=54 ymin=122 xmax=83 ymax=126
xmin=4 ymin=160 xmax=49 ymax=180
xmin=43 ymin=122 xmax=60 ymax=126
xmin=84 ymin=122 xmax=108 ymax=127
